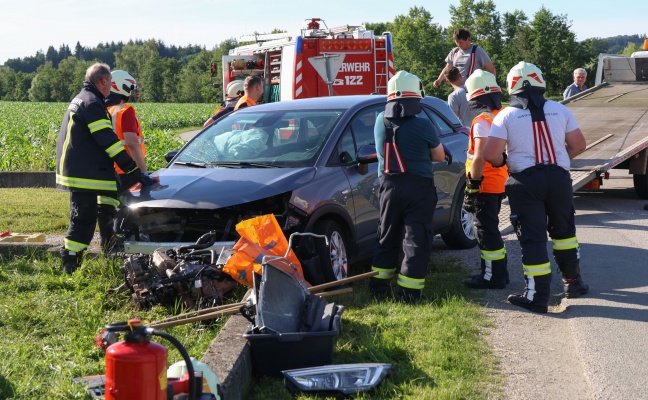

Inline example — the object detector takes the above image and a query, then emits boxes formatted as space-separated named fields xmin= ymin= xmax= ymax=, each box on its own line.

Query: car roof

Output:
xmin=233 ymin=95 xmax=462 ymax=126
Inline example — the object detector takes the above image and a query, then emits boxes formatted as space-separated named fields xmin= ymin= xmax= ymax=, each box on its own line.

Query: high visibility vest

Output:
xmin=466 ymin=108 xmax=508 ymax=193
xmin=108 ymin=103 xmax=146 ymax=174
xmin=234 ymin=96 xmax=257 ymax=111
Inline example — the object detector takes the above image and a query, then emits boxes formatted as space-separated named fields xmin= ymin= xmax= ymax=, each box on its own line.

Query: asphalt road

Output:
xmin=451 ymin=169 xmax=648 ymax=400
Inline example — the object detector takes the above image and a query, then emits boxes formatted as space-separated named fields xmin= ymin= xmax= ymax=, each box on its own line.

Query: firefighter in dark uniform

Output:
xmin=484 ymin=62 xmax=589 ymax=313
xmin=369 ymin=71 xmax=452 ymax=303
xmin=462 ymin=70 xmax=510 ymax=289
xmin=56 ymin=63 xmax=154 ymax=273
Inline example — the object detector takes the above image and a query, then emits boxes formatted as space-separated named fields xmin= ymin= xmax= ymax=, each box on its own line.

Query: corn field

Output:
xmin=0 ymin=101 xmax=215 ymax=172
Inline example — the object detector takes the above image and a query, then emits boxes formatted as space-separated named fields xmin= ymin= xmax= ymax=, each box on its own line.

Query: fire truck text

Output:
xmin=339 ymin=62 xmax=371 ymax=72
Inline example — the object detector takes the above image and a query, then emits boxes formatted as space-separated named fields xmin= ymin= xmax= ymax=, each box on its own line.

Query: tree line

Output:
xmin=1 ymin=0 xmax=645 ymax=103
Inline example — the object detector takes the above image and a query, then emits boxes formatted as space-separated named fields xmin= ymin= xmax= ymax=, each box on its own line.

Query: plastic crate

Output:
xmin=243 ymin=305 xmax=344 ymax=378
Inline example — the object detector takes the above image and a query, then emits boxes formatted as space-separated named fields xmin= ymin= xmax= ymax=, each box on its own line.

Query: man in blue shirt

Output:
xmin=563 ymin=68 xmax=588 ymax=99
xmin=369 ymin=71 xmax=452 ymax=303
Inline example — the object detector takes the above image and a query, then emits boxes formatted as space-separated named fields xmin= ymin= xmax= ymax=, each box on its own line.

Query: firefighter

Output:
xmin=484 ymin=61 xmax=589 ymax=313
xmin=234 ymin=75 xmax=264 ymax=110
xmin=462 ymin=69 xmax=510 ymax=289
xmin=55 ymin=63 xmax=154 ymax=273
xmin=97 ymin=70 xmax=150 ymax=254
xmin=203 ymin=79 xmax=245 ymax=128
xmin=369 ymin=71 xmax=452 ymax=303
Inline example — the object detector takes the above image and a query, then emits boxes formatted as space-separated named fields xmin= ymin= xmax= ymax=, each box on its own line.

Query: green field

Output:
xmin=0 ymin=101 xmax=214 ymax=172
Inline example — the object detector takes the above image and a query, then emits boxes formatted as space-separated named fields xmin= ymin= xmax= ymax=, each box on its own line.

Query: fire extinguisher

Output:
xmin=104 ymin=319 xmax=196 ymax=400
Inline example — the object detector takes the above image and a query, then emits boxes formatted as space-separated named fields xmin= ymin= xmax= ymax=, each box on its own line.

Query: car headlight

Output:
xmin=282 ymin=363 xmax=392 ymax=395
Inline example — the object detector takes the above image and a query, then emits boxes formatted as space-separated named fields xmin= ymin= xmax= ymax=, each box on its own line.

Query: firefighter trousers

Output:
xmin=64 ymin=191 xmax=101 ymax=254
xmin=473 ymin=192 xmax=508 ymax=283
xmin=371 ymin=173 xmax=437 ymax=294
xmin=506 ymin=165 xmax=579 ymax=280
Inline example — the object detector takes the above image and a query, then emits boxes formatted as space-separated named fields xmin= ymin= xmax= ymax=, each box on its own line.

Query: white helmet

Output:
xmin=506 ymin=61 xmax=546 ymax=94
xmin=110 ymin=70 xmax=138 ymax=97
xmin=226 ymin=80 xmax=245 ymax=98
xmin=465 ymin=69 xmax=501 ymax=101
xmin=387 ymin=71 xmax=424 ymax=101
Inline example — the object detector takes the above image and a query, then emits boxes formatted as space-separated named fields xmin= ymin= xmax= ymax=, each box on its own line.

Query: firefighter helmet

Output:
xmin=506 ymin=61 xmax=546 ymax=94
xmin=465 ymin=69 xmax=501 ymax=101
xmin=110 ymin=70 xmax=138 ymax=97
xmin=387 ymin=71 xmax=424 ymax=101
xmin=226 ymin=80 xmax=245 ymax=98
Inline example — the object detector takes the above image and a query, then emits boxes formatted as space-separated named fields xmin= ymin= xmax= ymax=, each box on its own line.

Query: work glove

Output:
xmin=139 ymin=172 xmax=157 ymax=187
xmin=443 ymin=144 xmax=453 ymax=165
xmin=463 ymin=174 xmax=483 ymax=214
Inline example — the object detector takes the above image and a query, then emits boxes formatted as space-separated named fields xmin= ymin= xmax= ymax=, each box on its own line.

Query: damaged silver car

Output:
xmin=121 ymin=95 xmax=477 ymax=283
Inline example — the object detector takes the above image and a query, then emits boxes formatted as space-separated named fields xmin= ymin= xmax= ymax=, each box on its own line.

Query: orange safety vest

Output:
xmin=108 ymin=103 xmax=146 ymax=174
xmin=234 ymin=96 xmax=257 ymax=111
xmin=466 ymin=108 xmax=508 ymax=193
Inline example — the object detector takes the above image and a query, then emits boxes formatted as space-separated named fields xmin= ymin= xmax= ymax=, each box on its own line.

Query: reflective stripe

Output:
xmin=88 ymin=119 xmax=112 ymax=133
xmin=481 ymin=247 xmax=506 ymax=261
xmin=523 ymin=262 xmax=551 ymax=276
xmin=97 ymin=195 xmax=120 ymax=207
xmin=64 ymin=238 xmax=87 ymax=252
xmin=552 ymin=237 xmax=579 ymax=251
xmin=397 ymin=274 xmax=425 ymax=289
xmin=105 ymin=141 xmax=125 ymax=158
xmin=371 ymin=266 xmax=395 ymax=280
xmin=56 ymin=174 xmax=117 ymax=191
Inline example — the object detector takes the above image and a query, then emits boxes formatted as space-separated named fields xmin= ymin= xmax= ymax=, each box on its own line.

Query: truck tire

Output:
xmin=440 ymin=191 xmax=478 ymax=249
xmin=313 ymin=220 xmax=348 ymax=282
xmin=633 ymin=174 xmax=648 ymax=199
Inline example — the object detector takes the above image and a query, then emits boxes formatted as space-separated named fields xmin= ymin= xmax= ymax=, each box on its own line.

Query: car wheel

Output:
xmin=440 ymin=190 xmax=478 ymax=249
xmin=313 ymin=220 xmax=349 ymax=282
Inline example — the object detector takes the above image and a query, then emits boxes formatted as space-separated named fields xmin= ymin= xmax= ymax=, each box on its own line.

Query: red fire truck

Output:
xmin=220 ymin=18 xmax=394 ymax=103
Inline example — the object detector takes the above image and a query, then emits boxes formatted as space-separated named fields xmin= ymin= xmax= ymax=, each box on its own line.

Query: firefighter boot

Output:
xmin=557 ymin=259 xmax=589 ymax=298
xmin=61 ymin=249 xmax=83 ymax=274
xmin=369 ymin=277 xmax=393 ymax=301
xmin=507 ymin=273 xmax=551 ymax=314
xmin=464 ymin=257 xmax=508 ymax=289
xmin=395 ymin=287 xmax=423 ymax=304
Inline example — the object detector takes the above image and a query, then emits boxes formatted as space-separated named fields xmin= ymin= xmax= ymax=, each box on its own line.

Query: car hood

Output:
xmin=129 ymin=167 xmax=316 ymax=209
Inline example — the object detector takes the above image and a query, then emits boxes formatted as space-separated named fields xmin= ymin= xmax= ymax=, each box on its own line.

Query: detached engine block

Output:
xmin=120 ymin=233 xmax=237 ymax=310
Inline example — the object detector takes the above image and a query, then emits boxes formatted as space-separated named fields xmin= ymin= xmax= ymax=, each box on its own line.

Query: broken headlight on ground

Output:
xmin=282 ymin=363 xmax=393 ymax=395
xmin=119 ymin=231 xmax=237 ymax=310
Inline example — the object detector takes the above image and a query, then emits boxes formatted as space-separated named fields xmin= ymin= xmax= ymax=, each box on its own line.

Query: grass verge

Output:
xmin=0 ymin=188 xmax=69 ymax=235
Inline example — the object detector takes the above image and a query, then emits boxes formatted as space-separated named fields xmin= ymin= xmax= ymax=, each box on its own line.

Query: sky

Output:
xmin=1 ymin=0 xmax=646 ymax=64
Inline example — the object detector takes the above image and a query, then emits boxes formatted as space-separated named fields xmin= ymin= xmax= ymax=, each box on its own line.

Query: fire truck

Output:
xmin=218 ymin=18 xmax=394 ymax=103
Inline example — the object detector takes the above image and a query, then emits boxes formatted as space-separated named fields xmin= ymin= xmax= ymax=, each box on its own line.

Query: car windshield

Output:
xmin=174 ymin=109 xmax=344 ymax=168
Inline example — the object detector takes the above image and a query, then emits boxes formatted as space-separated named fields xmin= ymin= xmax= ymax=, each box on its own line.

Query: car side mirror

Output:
xmin=357 ymin=144 xmax=377 ymax=164
xmin=164 ymin=151 xmax=178 ymax=163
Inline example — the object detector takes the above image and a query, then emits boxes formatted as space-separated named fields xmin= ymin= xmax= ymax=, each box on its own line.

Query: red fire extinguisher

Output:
xmin=104 ymin=319 xmax=196 ymax=400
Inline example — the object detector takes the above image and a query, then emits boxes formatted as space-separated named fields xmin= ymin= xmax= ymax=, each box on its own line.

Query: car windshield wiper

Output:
xmin=205 ymin=161 xmax=277 ymax=168
xmin=173 ymin=161 xmax=207 ymax=168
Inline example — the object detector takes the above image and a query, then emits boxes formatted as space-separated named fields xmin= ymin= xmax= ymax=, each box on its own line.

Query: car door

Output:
xmin=331 ymin=105 xmax=382 ymax=256
xmin=423 ymin=105 xmax=469 ymax=228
